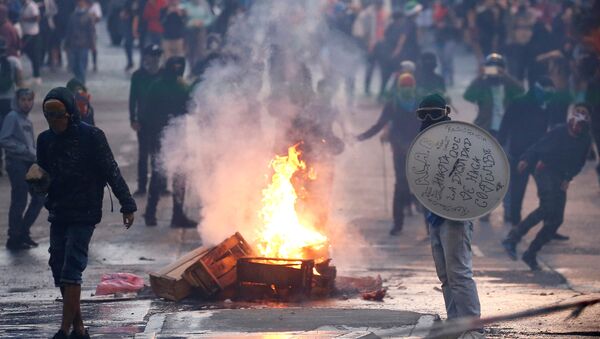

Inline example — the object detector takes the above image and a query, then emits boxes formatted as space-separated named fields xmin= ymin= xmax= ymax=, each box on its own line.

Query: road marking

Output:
xmin=472 ymin=245 xmax=484 ymax=257
xmin=410 ymin=315 xmax=437 ymax=337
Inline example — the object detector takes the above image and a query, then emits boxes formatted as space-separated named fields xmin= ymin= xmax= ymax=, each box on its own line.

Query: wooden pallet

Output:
xmin=149 ymin=246 xmax=209 ymax=301
xmin=182 ymin=232 xmax=254 ymax=297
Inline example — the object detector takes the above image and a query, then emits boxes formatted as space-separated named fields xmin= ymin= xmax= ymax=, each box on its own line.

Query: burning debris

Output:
xmin=151 ymin=145 xmax=341 ymax=302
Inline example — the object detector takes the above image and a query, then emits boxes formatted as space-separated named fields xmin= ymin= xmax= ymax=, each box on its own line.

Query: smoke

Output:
xmin=161 ymin=0 xmax=368 ymax=266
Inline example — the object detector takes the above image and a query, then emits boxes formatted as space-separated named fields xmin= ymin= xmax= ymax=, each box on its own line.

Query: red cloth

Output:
xmin=143 ymin=0 xmax=166 ymax=34
xmin=0 ymin=22 xmax=20 ymax=57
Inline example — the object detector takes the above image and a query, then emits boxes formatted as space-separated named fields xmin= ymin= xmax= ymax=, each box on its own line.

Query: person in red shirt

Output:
xmin=143 ymin=0 xmax=166 ymax=47
xmin=0 ymin=5 xmax=20 ymax=58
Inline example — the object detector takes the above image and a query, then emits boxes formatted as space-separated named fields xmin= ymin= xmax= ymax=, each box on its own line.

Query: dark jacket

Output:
xmin=144 ymin=70 xmax=189 ymax=149
xmin=497 ymin=91 xmax=548 ymax=158
xmin=463 ymin=75 xmax=524 ymax=131
xmin=358 ymin=98 xmax=420 ymax=154
xmin=129 ymin=67 xmax=161 ymax=125
xmin=36 ymin=87 xmax=137 ymax=225
xmin=520 ymin=124 xmax=591 ymax=182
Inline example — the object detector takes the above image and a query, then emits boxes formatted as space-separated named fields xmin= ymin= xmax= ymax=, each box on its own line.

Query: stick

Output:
xmin=421 ymin=297 xmax=600 ymax=338
xmin=381 ymin=141 xmax=389 ymax=215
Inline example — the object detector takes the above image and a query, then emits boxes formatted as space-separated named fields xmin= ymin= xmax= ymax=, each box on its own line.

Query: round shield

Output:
xmin=406 ymin=121 xmax=510 ymax=221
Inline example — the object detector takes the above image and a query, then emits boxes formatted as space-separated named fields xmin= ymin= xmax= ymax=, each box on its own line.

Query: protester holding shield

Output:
xmin=412 ymin=94 xmax=482 ymax=330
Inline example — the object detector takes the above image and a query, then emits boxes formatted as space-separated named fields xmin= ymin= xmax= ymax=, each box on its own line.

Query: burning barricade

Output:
xmin=150 ymin=145 xmax=338 ymax=302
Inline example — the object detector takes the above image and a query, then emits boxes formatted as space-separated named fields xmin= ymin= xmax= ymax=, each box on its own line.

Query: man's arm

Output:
xmin=356 ymin=104 xmax=392 ymax=141
xmin=563 ymin=140 xmax=591 ymax=182
xmin=92 ymin=128 xmax=137 ymax=214
xmin=463 ymin=77 xmax=481 ymax=104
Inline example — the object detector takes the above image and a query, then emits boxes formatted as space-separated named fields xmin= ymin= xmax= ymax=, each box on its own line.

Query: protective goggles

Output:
xmin=416 ymin=106 xmax=448 ymax=121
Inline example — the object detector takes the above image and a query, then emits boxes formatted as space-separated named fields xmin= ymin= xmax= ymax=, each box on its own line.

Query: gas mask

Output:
xmin=567 ymin=105 xmax=591 ymax=136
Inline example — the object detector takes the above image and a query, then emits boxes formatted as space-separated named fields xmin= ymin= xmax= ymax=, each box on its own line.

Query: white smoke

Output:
xmin=161 ymin=0 xmax=368 ymax=266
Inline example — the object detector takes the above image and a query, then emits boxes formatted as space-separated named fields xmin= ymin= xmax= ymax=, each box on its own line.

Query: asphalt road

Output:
xmin=0 ymin=23 xmax=599 ymax=339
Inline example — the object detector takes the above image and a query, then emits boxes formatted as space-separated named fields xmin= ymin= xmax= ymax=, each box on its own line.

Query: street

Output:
xmin=1 ymin=23 xmax=600 ymax=339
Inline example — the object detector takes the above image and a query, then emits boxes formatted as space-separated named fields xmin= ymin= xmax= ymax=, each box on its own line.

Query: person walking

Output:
xmin=129 ymin=44 xmax=162 ymax=195
xmin=417 ymin=93 xmax=483 ymax=336
xmin=64 ymin=0 xmax=96 ymax=84
xmin=464 ymin=53 xmax=524 ymax=137
xmin=143 ymin=56 xmax=196 ymax=228
xmin=498 ymin=77 xmax=554 ymax=225
xmin=160 ymin=0 xmax=185 ymax=60
xmin=0 ymin=5 xmax=21 ymax=59
xmin=20 ymin=0 xmax=42 ymax=84
xmin=66 ymin=78 xmax=95 ymax=125
xmin=502 ymin=103 xmax=592 ymax=270
xmin=357 ymin=73 xmax=420 ymax=235
xmin=0 ymin=88 xmax=44 ymax=250
xmin=32 ymin=87 xmax=136 ymax=339
xmin=0 ymin=38 xmax=23 ymax=176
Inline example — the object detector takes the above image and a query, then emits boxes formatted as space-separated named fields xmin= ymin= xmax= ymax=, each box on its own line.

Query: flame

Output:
xmin=255 ymin=145 xmax=328 ymax=259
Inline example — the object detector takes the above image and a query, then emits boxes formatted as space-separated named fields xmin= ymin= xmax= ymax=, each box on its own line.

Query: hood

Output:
xmin=43 ymin=87 xmax=80 ymax=124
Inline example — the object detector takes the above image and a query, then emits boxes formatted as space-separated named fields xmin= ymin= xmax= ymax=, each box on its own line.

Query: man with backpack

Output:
xmin=0 ymin=38 xmax=23 ymax=176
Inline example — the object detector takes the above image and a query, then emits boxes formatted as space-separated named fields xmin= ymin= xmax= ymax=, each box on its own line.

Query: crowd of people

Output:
xmin=0 ymin=0 xmax=599 ymax=337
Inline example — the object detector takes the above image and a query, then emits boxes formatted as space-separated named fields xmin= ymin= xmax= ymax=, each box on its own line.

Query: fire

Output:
xmin=255 ymin=145 xmax=328 ymax=259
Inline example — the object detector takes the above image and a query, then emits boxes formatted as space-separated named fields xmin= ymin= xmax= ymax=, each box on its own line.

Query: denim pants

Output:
xmin=68 ymin=48 xmax=89 ymax=84
xmin=430 ymin=220 xmax=481 ymax=319
xmin=6 ymin=158 xmax=45 ymax=240
xmin=506 ymin=170 xmax=566 ymax=255
xmin=48 ymin=223 xmax=95 ymax=286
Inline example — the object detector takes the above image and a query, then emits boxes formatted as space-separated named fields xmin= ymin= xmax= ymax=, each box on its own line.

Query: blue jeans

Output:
xmin=68 ymin=48 xmax=89 ymax=84
xmin=48 ymin=223 xmax=95 ymax=286
xmin=430 ymin=220 xmax=481 ymax=319
xmin=6 ymin=158 xmax=44 ymax=240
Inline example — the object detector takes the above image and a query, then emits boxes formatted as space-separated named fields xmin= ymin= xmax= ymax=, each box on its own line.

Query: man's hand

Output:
xmin=123 ymin=213 xmax=135 ymax=229
xmin=560 ymin=181 xmax=570 ymax=191
xmin=517 ymin=160 xmax=528 ymax=174
xmin=131 ymin=122 xmax=140 ymax=131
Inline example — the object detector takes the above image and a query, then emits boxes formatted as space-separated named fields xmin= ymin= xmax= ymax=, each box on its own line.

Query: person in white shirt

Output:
xmin=88 ymin=1 xmax=102 ymax=71
xmin=19 ymin=0 xmax=42 ymax=84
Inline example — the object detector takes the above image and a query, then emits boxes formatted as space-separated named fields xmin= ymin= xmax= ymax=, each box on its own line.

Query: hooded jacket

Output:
xmin=36 ymin=87 xmax=137 ymax=224
xmin=144 ymin=57 xmax=189 ymax=149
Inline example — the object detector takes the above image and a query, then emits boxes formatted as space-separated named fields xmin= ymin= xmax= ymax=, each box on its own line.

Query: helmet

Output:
xmin=484 ymin=53 xmax=506 ymax=69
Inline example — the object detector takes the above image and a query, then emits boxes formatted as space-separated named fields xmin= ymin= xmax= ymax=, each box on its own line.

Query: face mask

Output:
xmin=568 ymin=107 xmax=591 ymax=136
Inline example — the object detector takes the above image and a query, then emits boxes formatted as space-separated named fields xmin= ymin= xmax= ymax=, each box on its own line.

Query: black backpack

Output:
xmin=0 ymin=57 xmax=14 ymax=94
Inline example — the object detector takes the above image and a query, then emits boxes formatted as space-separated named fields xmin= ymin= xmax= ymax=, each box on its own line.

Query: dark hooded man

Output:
xmin=502 ymin=103 xmax=592 ymax=271
xmin=129 ymin=44 xmax=163 ymax=195
xmin=143 ymin=56 xmax=196 ymax=228
xmin=357 ymin=73 xmax=420 ymax=235
xmin=33 ymin=87 xmax=136 ymax=339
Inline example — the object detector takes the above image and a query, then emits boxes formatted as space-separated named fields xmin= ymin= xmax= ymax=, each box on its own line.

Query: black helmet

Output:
xmin=484 ymin=53 xmax=506 ymax=69
xmin=142 ymin=44 xmax=163 ymax=57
